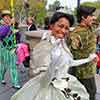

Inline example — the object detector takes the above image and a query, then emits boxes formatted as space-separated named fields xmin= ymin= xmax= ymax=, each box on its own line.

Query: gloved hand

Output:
xmin=88 ymin=53 xmax=98 ymax=61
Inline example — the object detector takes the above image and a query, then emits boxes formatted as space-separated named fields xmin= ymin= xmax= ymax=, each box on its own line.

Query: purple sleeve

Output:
xmin=0 ymin=25 xmax=10 ymax=39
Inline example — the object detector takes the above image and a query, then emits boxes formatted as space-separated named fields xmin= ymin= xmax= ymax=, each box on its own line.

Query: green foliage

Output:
xmin=97 ymin=15 xmax=100 ymax=23
xmin=81 ymin=1 xmax=100 ymax=9
xmin=35 ymin=8 xmax=46 ymax=24
xmin=0 ymin=0 xmax=47 ymax=24
xmin=0 ymin=0 xmax=10 ymax=10
xmin=28 ymin=0 xmax=46 ymax=24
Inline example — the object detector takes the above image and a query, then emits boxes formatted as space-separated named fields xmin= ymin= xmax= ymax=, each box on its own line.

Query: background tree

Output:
xmin=0 ymin=0 xmax=47 ymax=25
xmin=48 ymin=0 xmax=61 ymax=12
xmin=29 ymin=0 xmax=46 ymax=25
xmin=0 ymin=0 xmax=10 ymax=10
xmin=81 ymin=1 xmax=100 ymax=9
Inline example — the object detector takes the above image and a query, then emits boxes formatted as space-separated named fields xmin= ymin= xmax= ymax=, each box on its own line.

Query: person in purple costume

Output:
xmin=0 ymin=10 xmax=21 ymax=89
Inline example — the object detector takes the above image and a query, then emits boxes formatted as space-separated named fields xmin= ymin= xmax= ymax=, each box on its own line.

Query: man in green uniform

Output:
xmin=69 ymin=6 xmax=97 ymax=100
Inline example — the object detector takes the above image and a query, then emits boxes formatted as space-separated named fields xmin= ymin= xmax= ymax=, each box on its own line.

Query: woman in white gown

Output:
xmin=11 ymin=8 xmax=97 ymax=100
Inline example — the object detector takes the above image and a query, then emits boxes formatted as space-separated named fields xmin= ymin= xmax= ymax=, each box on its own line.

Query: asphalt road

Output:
xmin=95 ymin=74 xmax=100 ymax=100
xmin=0 ymin=68 xmax=100 ymax=100
xmin=0 ymin=67 xmax=29 ymax=100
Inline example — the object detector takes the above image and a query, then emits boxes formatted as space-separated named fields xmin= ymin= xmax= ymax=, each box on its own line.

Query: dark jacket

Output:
xmin=28 ymin=24 xmax=37 ymax=31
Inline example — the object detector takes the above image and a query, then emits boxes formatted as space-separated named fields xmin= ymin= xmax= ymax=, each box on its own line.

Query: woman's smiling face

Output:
xmin=50 ymin=17 xmax=70 ymax=39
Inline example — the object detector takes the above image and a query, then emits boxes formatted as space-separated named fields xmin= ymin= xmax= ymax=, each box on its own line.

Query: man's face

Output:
xmin=50 ymin=17 xmax=70 ymax=39
xmin=27 ymin=17 xmax=33 ymax=25
xmin=83 ymin=15 xmax=96 ymax=26
xmin=3 ymin=15 xmax=11 ymax=25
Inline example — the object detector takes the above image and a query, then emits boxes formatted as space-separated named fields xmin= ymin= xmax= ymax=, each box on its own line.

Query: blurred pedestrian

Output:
xmin=26 ymin=16 xmax=37 ymax=31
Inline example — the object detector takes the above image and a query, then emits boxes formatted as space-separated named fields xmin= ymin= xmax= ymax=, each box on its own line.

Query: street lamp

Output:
xmin=76 ymin=0 xmax=81 ymax=23
xmin=77 ymin=0 xmax=81 ymax=8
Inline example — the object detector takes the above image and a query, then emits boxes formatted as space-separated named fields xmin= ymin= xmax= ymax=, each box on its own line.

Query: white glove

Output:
xmin=88 ymin=53 xmax=97 ymax=61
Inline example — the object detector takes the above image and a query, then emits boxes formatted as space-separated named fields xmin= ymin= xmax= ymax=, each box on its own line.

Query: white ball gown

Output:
xmin=11 ymin=35 xmax=94 ymax=100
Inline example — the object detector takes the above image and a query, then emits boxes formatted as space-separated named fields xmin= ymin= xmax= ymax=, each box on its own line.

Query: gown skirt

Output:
xmin=11 ymin=72 xmax=89 ymax=100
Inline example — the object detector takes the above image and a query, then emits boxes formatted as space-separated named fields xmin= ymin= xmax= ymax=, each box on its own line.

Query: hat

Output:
xmin=1 ymin=10 xmax=11 ymax=17
xmin=50 ymin=7 xmax=74 ymax=26
xmin=78 ymin=6 xmax=96 ymax=16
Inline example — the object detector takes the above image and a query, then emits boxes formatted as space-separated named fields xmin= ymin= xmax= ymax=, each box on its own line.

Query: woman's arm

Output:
xmin=70 ymin=53 xmax=97 ymax=67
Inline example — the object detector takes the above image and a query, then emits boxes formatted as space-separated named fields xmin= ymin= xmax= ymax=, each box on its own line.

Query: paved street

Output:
xmin=95 ymin=74 xmax=100 ymax=100
xmin=0 ymin=67 xmax=29 ymax=100
xmin=0 ymin=68 xmax=100 ymax=100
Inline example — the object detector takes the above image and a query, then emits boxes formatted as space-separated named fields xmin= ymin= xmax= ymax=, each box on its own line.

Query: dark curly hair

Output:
xmin=50 ymin=12 xmax=74 ymax=27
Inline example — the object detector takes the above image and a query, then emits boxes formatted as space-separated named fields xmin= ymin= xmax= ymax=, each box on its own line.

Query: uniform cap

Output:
xmin=78 ymin=6 xmax=96 ymax=16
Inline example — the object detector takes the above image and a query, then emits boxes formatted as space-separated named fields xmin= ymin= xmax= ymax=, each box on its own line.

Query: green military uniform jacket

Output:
xmin=69 ymin=25 xmax=96 ymax=79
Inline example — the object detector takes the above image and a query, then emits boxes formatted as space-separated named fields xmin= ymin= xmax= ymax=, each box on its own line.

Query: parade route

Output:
xmin=0 ymin=67 xmax=29 ymax=100
xmin=95 ymin=74 xmax=100 ymax=100
xmin=0 ymin=68 xmax=100 ymax=100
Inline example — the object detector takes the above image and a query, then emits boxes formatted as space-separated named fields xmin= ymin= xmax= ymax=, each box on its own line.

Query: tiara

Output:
xmin=56 ymin=7 xmax=72 ymax=15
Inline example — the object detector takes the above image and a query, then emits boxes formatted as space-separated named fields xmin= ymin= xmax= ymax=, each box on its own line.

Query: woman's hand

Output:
xmin=88 ymin=53 xmax=99 ymax=63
